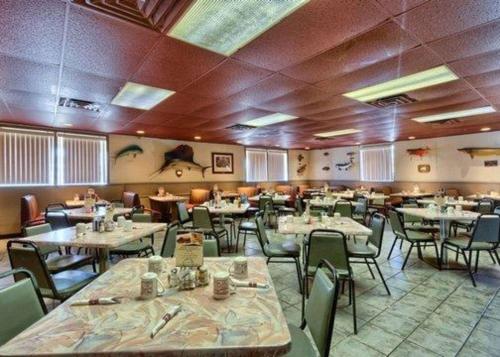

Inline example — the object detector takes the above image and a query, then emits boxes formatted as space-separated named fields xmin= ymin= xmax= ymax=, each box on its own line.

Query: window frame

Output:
xmin=245 ymin=147 xmax=289 ymax=182
xmin=359 ymin=144 xmax=395 ymax=182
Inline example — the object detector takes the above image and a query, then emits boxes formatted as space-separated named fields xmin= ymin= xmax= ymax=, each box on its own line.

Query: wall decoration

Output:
xmin=151 ymin=144 xmax=211 ymax=178
xmin=323 ymin=152 xmax=329 ymax=156
xmin=297 ymin=154 xmax=304 ymax=162
xmin=417 ymin=164 xmax=431 ymax=173
xmin=406 ymin=147 xmax=430 ymax=159
xmin=175 ymin=169 xmax=183 ymax=177
xmin=211 ymin=152 xmax=234 ymax=174
xmin=114 ymin=144 xmax=143 ymax=163
xmin=335 ymin=152 xmax=356 ymax=171
xmin=484 ymin=160 xmax=498 ymax=167
xmin=297 ymin=164 xmax=307 ymax=175
xmin=458 ymin=147 xmax=500 ymax=159
xmin=322 ymin=166 xmax=330 ymax=171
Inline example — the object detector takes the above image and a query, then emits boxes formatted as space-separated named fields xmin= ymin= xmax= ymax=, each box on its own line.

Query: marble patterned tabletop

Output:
xmin=390 ymin=192 xmax=434 ymax=198
xmin=63 ymin=207 xmax=132 ymax=220
xmin=278 ymin=216 xmax=372 ymax=236
xmin=396 ymin=207 xmax=480 ymax=221
xmin=149 ymin=195 xmax=186 ymax=202
xmin=248 ymin=195 xmax=290 ymax=204
xmin=416 ymin=199 xmax=478 ymax=207
xmin=306 ymin=198 xmax=362 ymax=207
xmin=65 ymin=200 xmax=109 ymax=208
xmin=0 ymin=257 xmax=291 ymax=356
xmin=198 ymin=202 xmax=250 ymax=214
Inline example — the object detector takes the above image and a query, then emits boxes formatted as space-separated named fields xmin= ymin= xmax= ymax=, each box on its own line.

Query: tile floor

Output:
xmin=1 ymin=223 xmax=499 ymax=357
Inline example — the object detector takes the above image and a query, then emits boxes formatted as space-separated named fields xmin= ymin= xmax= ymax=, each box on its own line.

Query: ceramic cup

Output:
xmin=148 ymin=255 xmax=163 ymax=275
xmin=456 ymin=205 xmax=463 ymax=212
xmin=140 ymin=272 xmax=165 ymax=300
xmin=447 ymin=206 xmax=455 ymax=215
xmin=117 ymin=216 xmax=126 ymax=228
xmin=123 ymin=220 xmax=133 ymax=232
xmin=76 ymin=223 xmax=86 ymax=236
xmin=229 ymin=256 xmax=248 ymax=279
xmin=213 ymin=271 xmax=235 ymax=300
xmin=458 ymin=196 xmax=464 ymax=201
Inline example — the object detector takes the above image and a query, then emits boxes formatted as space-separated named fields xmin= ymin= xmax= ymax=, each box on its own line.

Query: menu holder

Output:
xmin=175 ymin=232 xmax=204 ymax=267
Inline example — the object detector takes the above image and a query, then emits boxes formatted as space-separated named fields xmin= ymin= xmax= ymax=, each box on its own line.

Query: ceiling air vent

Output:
xmin=58 ymin=97 xmax=101 ymax=112
xmin=367 ymin=94 xmax=416 ymax=108
xmin=225 ymin=124 xmax=256 ymax=131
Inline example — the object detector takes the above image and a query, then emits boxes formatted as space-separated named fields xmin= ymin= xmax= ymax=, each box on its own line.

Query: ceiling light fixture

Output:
xmin=343 ymin=65 xmax=458 ymax=102
xmin=111 ymin=82 xmax=175 ymax=110
xmin=243 ymin=113 xmax=298 ymax=127
xmin=168 ymin=0 xmax=309 ymax=56
xmin=314 ymin=128 xmax=362 ymax=138
xmin=194 ymin=136 xmax=202 ymax=140
xmin=411 ymin=106 xmax=496 ymax=123
xmin=63 ymin=123 xmax=73 ymax=127
xmin=408 ymin=136 xmax=416 ymax=140
xmin=480 ymin=127 xmax=491 ymax=132
xmin=305 ymin=146 xmax=310 ymax=150
xmin=136 ymin=130 xmax=145 ymax=135
xmin=355 ymin=142 xmax=361 ymax=145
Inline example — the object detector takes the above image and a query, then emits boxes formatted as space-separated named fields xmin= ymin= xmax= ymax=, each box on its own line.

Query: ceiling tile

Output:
xmin=477 ymin=84 xmax=500 ymax=99
xmin=219 ymin=108 xmax=275 ymax=124
xmin=182 ymin=59 xmax=272 ymax=99
xmin=254 ymin=86 xmax=332 ymax=112
xmin=395 ymin=0 xmax=500 ymax=43
xmin=158 ymin=116 xmax=211 ymax=130
xmin=152 ymin=92 xmax=217 ymax=115
xmin=376 ymin=0 xmax=429 ymax=16
xmin=64 ymin=5 xmax=160 ymax=79
xmin=132 ymin=37 xmax=225 ymax=91
xmin=449 ymin=49 xmax=500 ymax=77
xmin=190 ymin=98 xmax=250 ymax=119
xmin=428 ymin=20 xmax=500 ymax=62
xmin=465 ymin=69 xmax=500 ymax=88
xmin=98 ymin=105 xmax=143 ymax=123
xmin=0 ymin=107 xmax=54 ymax=127
xmin=284 ymin=95 xmax=358 ymax=117
xmin=305 ymin=103 xmax=374 ymax=121
xmin=0 ymin=90 xmax=56 ymax=112
xmin=232 ymin=0 xmax=388 ymax=71
xmin=281 ymin=21 xmax=419 ymax=83
xmin=131 ymin=111 xmax=184 ymax=126
xmin=0 ymin=0 xmax=66 ymax=65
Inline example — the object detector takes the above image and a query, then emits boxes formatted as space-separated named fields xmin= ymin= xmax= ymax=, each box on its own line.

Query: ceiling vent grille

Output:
xmin=225 ymin=124 xmax=256 ymax=131
xmin=58 ymin=97 xmax=101 ymax=112
xmin=367 ymin=94 xmax=416 ymax=108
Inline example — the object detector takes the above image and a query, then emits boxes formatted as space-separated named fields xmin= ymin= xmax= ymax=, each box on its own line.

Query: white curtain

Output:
xmin=360 ymin=145 xmax=394 ymax=182
xmin=0 ymin=128 xmax=54 ymax=186
xmin=246 ymin=149 xmax=268 ymax=182
xmin=268 ymin=150 xmax=288 ymax=181
xmin=57 ymin=133 xmax=108 ymax=185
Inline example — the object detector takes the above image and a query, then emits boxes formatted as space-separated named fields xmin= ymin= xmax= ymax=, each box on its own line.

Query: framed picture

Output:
xmin=212 ymin=152 xmax=234 ymax=174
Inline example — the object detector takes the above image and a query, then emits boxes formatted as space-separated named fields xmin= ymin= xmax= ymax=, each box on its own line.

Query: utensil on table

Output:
xmin=150 ymin=304 xmax=182 ymax=338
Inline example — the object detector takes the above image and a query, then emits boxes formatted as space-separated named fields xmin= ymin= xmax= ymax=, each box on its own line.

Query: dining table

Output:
xmin=248 ymin=194 xmax=290 ymax=205
xmin=198 ymin=202 xmax=250 ymax=215
xmin=278 ymin=215 xmax=372 ymax=236
xmin=148 ymin=195 xmax=186 ymax=222
xmin=64 ymin=199 xmax=109 ymax=209
xmin=63 ymin=207 xmax=132 ymax=222
xmin=306 ymin=198 xmax=362 ymax=208
xmin=390 ymin=191 xmax=435 ymax=199
xmin=18 ymin=222 xmax=167 ymax=273
xmin=416 ymin=198 xmax=478 ymax=208
xmin=396 ymin=207 xmax=480 ymax=263
xmin=0 ymin=257 xmax=291 ymax=356
xmin=466 ymin=193 xmax=500 ymax=201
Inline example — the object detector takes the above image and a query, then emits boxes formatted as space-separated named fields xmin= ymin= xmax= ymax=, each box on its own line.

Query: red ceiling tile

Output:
xmin=228 ymin=74 xmax=308 ymax=106
xmin=64 ymin=5 xmax=160 ymax=79
xmin=182 ymin=59 xmax=271 ymax=99
xmin=190 ymin=99 xmax=250 ymax=120
xmin=449 ymin=49 xmax=500 ymax=77
xmin=465 ymin=69 xmax=500 ymax=89
xmin=305 ymin=104 xmax=375 ymax=121
xmin=428 ymin=20 xmax=500 ymax=62
xmin=152 ymin=92 xmax=217 ymax=115
xmin=158 ymin=116 xmax=211 ymax=130
xmin=233 ymin=0 xmax=388 ymax=71
xmin=132 ymin=37 xmax=225 ymax=91
xmin=402 ymin=99 xmax=491 ymax=120
xmin=131 ymin=111 xmax=184 ymax=126
xmin=98 ymin=105 xmax=143 ymax=123
xmin=376 ymin=0 xmax=429 ymax=16
xmin=477 ymin=84 xmax=500 ymax=99
xmin=285 ymin=95 xmax=365 ymax=117
xmin=406 ymin=80 xmax=472 ymax=101
xmin=395 ymin=0 xmax=500 ymax=43
xmin=0 ymin=0 xmax=66 ymax=65
xmin=219 ymin=108 xmax=275 ymax=124
xmin=254 ymin=86 xmax=332 ymax=112
xmin=281 ymin=21 xmax=419 ymax=83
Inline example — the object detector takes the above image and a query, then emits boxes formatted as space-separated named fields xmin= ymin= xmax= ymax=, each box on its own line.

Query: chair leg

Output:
xmin=294 ymin=257 xmax=303 ymax=294
xmin=474 ymin=250 xmax=480 ymax=273
xmin=488 ymin=251 xmax=496 ymax=264
xmin=350 ymin=279 xmax=357 ymax=334
xmin=373 ymin=258 xmax=391 ymax=295
xmin=433 ymin=242 xmax=441 ymax=270
xmin=400 ymin=238 xmax=404 ymax=249
xmin=235 ymin=229 xmax=240 ymax=253
xmin=243 ymin=230 xmax=247 ymax=251
xmin=387 ymin=237 xmax=399 ymax=260
xmin=494 ymin=250 xmax=500 ymax=265
xmin=417 ymin=243 xmax=423 ymax=260
xmin=365 ymin=258 xmax=375 ymax=279
xmin=402 ymin=243 xmax=414 ymax=270
xmin=461 ymin=249 xmax=476 ymax=287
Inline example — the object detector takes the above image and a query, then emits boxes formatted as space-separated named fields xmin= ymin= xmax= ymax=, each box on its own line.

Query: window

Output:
xmin=360 ymin=145 xmax=394 ymax=182
xmin=0 ymin=127 xmax=55 ymax=186
xmin=246 ymin=148 xmax=288 ymax=182
xmin=57 ymin=133 xmax=108 ymax=185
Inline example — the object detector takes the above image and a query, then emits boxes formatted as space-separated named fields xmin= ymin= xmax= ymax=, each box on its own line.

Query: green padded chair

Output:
xmin=192 ymin=206 xmax=229 ymax=255
xmin=451 ymin=199 xmax=494 ymax=236
xmin=110 ymin=213 xmax=155 ymax=257
xmin=7 ymin=240 xmax=97 ymax=301
xmin=0 ymin=268 xmax=47 ymax=346
xmin=402 ymin=203 xmax=438 ymax=235
xmin=352 ymin=198 xmax=368 ymax=224
xmin=256 ymin=214 xmax=303 ymax=293
xmin=286 ymin=259 xmax=339 ymax=357
xmin=24 ymin=223 xmax=95 ymax=273
xmin=132 ymin=213 xmax=155 ymax=245
xmin=387 ymin=210 xmax=441 ymax=270
xmin=442 ymin=214 xmax=500 ymax=287
xmin=236 ymin=218 xmax=257 ymax=253
xmin=259 ymin=196 xmax=277 ymax=224
xmin=347 ymin=213 xmax=391 ymax=295
xmin=176 ymin=202 xmax=193 ymax=229
xmin=332 ymin=200 xmax=352 ymax=218
xmin=305 ymin=229 xmax=357 ymax=334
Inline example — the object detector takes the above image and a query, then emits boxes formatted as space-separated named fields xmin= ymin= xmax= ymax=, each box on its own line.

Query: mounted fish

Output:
xmin=114 ymin=144 xmax=143 ymax=163
xmin=323 ymin=152 xmax=329 ymax=156
xmin=458 ymin=147 xmax=500 ymax=159
xmin=335 ymin=152 xmax=356 ymax=171
xmin=322 ymin=166 xmax=330 ymax=171
xmin=297 ymin=154 xmax=304 ymax=162
xmin=150 ymin=144 xmax=211 ymax=178
xmin=297 ymin=164 xmax=307 ymax=175
xmin=406 ymin=147 xmax=430 ymax=159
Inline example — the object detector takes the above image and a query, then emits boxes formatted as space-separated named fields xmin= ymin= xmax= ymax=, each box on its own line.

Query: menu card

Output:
xmin=175 ymin=232 xmax=204 ymax=267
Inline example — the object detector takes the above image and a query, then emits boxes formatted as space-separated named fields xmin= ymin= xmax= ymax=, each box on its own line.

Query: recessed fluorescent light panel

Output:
xmin=412 ymin=106 xmax=496 ymax=123
xmin=111 ymin=82 xmax=175 ymax=110
xmin=168 ymin=0 xmax=309 ymax=56
xmin=343 ymin=65 xmax=458 ymax=102
xmin=243 ymin=113 xmax=298 ymax=127
xmin=314 ymin=129 xmax=362 ymax=138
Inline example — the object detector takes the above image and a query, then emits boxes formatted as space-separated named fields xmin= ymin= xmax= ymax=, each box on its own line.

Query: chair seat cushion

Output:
xmin=406 ymin=230 xmax=435 ymax=241
xmin=239 ymin=221 xmax=257 ymax=231
xmin=285 ymin=324 xmax=316 ymax=357
xmin=110 ymin=241 xmax=152 ymax=254
xmin=42 ymin=270 xmax=97 ymax=299
xmin=347 ymin=241 xmax=376 ymax=257
xmin=406 ymin=224 xmax=439 ymax=234
xmin=264 ymin=242 xmax=300 ymax=257
xmin=46 ymin=254 xmax=93 ymax=273
xmin=181 ymin=221 xmax=193 ymax=228
xmin=445 ymin=236 xmax=494 ymax=250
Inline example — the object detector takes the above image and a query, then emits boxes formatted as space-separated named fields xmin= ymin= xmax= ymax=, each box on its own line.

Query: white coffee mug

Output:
xmin=76 ymin=223 xmax=86 ymax=236
xmin=148 ymin=255 xmax=164 ymax=275
xmin=140 ymin=272 xmax=165 ymax=300
xmin=123 ymin=220 xmax=133 ymax=232
xmin=447 ymin=206 xmax=454 ymax=215
xmin=229 ymin=256 xmax=248 ymax=279
xmin=334 ymin=212 xmax=341 ymax=218
xmin=117 ymin=216 xmax=126 ymax=228
xmin=458 ymin=196 xmax=464 ymax=201
xmin=213 ymin=271 xmax=235 ymax=300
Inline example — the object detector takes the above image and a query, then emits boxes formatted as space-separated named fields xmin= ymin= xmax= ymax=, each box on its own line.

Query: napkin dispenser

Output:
xmin=175 ymin=232 xmax=204 ymax=267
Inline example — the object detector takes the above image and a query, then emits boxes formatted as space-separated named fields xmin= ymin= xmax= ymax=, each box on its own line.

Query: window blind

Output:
xmin=360 ymin=145 xmax=394 ymax=182
xmin=0 ymin=127 xmax=54 ymax=186
xmin=246 ymin=148 xmax=268 ymax=182
xmin=57 ymin=133 xmax=108 ymax=185
xmin=268 ymin=150 xmax=288 ymax=181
